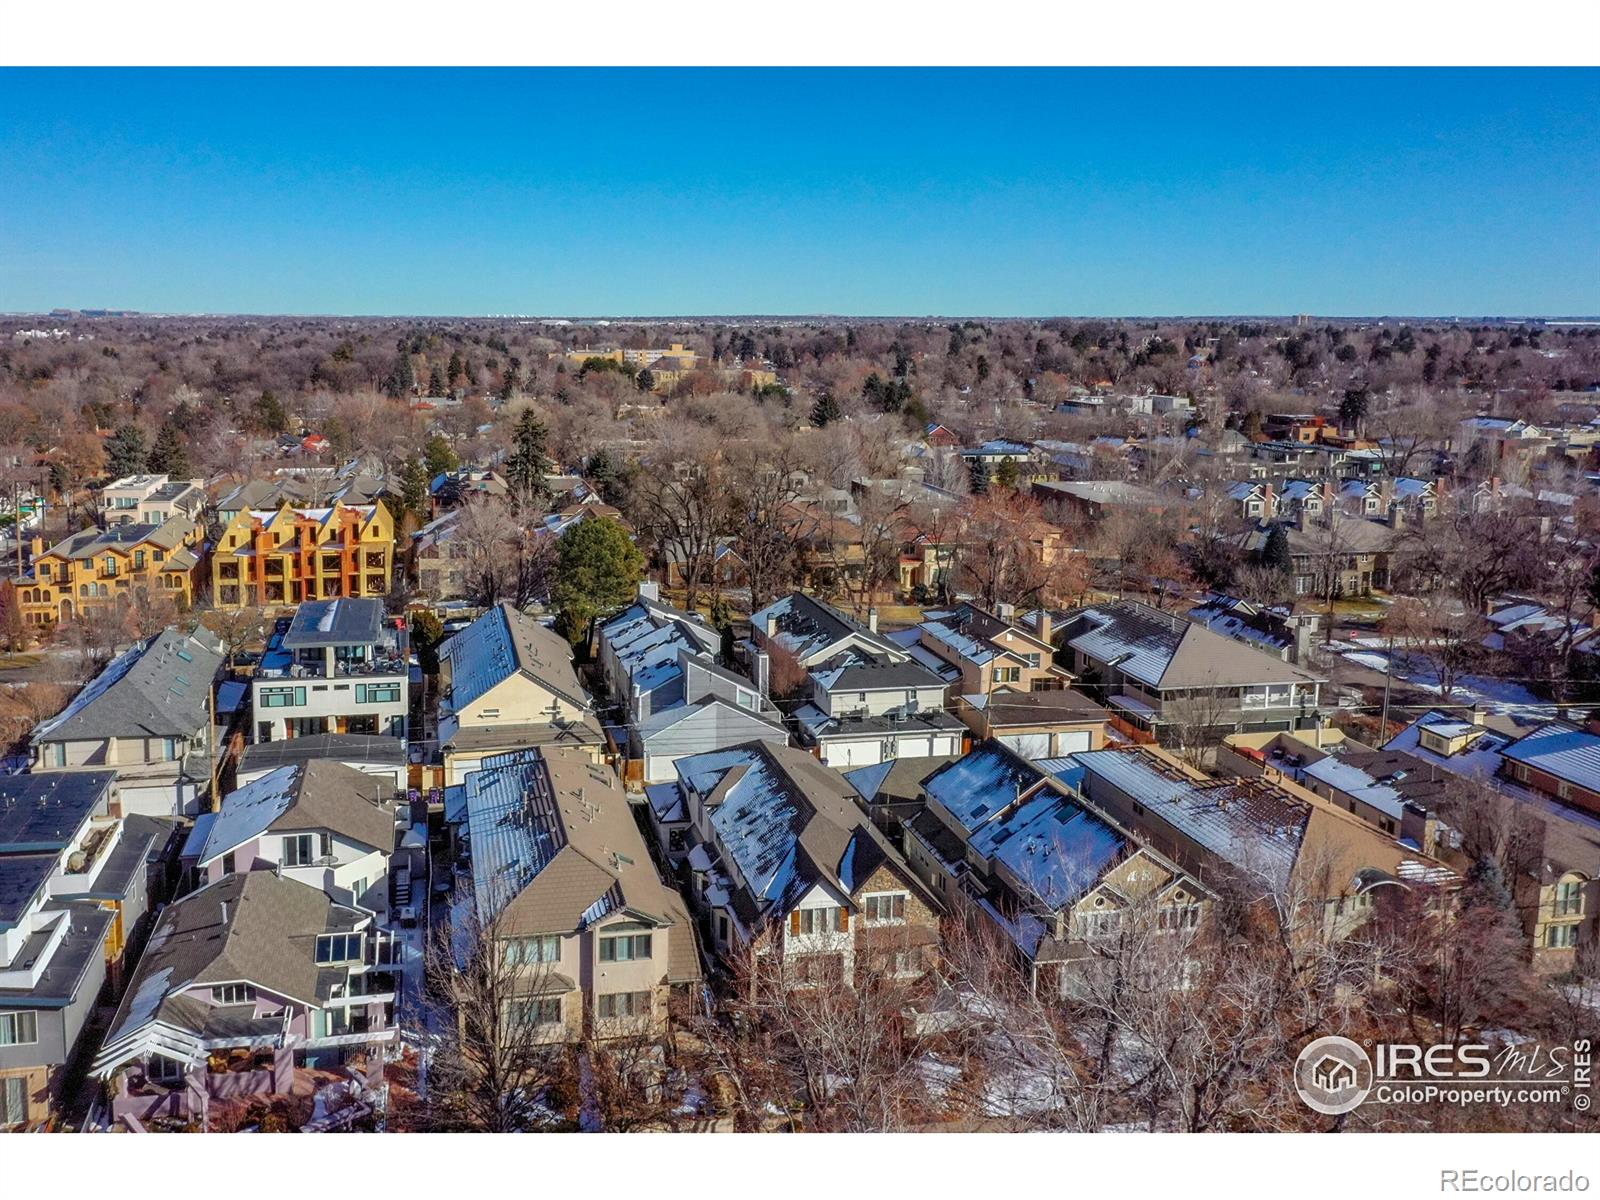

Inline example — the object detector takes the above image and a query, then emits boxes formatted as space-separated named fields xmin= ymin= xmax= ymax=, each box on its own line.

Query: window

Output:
xmin=260 ymin=686 xmax=307 ymax=708
xmin=861 ymin=893 xmax=907 ymax=923
xmin=315 ymin=933 xmax=363 ymax=964
xmin=504 ymin=997 xmax=562 ymax=1026
xmin=1075 ymin=910 xmax=1122 ymax=939
xmin=283 ymin=834 xmax=315 ymax=866
xmin=355 ymin=682 xmax=401 ymax=704
xmin=717 ymin=915 xmax=730 ymax=944
xmin=1159 ymin=905 xmax=1202 ymax=932
xmin=316 ymin=1007 xmax=352 ymax=1038
xmin=212 ymin=984 xmax=257 ymax=1005
xmin=597 ymin=991 xmax=651 ymax=1019
xmin=599 ymin=933 xmax=653 ymax=962
xmin=134 ymin=550 xmax=146 ymax=570
xmin=147 ymin=1055 xmax=186 ymax=1084
xmin=994 ymin=667 xmax=1021 ymax=684
xmin=504 ymin=935 xmax=560 ymax=965
xmin=1555 ymin=879 xmax=1586 ymax=917
xmin=1546 ymin=924 xmax=1578 ymax=949
xmin=0 ymin=1011 xmax=39 ymax=1047
xmin=794 ymin=906 xmax=845 ymax=936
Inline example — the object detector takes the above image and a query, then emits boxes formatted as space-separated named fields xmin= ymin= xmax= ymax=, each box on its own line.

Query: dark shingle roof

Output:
xmin=32 ymin=628 xmax=224 ymax=743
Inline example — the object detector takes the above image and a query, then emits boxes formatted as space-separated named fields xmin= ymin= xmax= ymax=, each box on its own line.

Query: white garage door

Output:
xmin=894 ymin=736 xmax=934 ymax=758
xmin=827 ymin=740 xmax=883 ymax=768
xmin=1053 ymin=730 xmax=1092 ymax=754
xmin=999 ymin=732 xmax=1052 ymax=758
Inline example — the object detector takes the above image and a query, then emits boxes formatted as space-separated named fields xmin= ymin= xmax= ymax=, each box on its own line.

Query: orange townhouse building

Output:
xmin=211 ymin=500 xmax=396 ymax=609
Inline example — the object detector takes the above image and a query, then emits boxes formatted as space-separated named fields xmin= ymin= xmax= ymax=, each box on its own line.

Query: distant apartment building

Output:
xmin=12 ymin=517 xmax=204 ymax=626
xmin=249 ymin=598 xmax=409 ymax=743
xmin=211 ymin=501 xmax=395 ymax=608
xmin=99 ymin=473 xmax=205 ymax=527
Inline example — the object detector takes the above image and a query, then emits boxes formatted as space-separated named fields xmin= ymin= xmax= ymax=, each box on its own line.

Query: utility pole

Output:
xmin=1379 ymin=629 xmax=1395 ymax=738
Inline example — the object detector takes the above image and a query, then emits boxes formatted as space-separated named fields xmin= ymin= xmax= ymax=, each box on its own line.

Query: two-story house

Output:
xmin=93 ymin=870 xmax=398 ymax=1128
xmin=751 ymin=592 xmax=965 ymax=768
xmin=651 ymin=741 xmax=943 ymax=986
xmin=903 ymin=742 xmax=1213 ymax=994
xmin=1062 ymin=599 xmax=1325 ymax=742
xmin=183 ymin=760 xmax=398 ymax=919
xmin=1070 ymin=746 xmax=1457 ymax=937
xmin=1384 ymin=710 xmax=1598 ymax=973
xmin=453 ymin=747 xmax=699 ymax=1042
xmin=210 ymin=500 xmax=395 ymax=608
xmin=31 ymin=627 xmax=225 ymax=817
xmin=595 ymin=590 xmax=786 ymax=785
xmin=12 ymin=518 xmax=203 ymax=628
xmin=0 ymin=771 xmax=155 ymax=1128
xmin=437 ymin=602 xmax=605 ymax=784
xmin=249 ymin=598 xmax=409 ymax=743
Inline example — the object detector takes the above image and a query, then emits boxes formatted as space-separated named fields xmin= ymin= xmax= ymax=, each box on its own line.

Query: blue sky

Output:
xmin=1 ymin=68 xmax=1595 ymax=316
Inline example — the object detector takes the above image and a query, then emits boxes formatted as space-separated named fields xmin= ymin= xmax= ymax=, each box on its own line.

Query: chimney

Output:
xmin=1470 ymin=706 xmax=1484 ymax=727
xmin=755 ymin=651 xmax=770 ymax=701
xmin=220 ymin=901 xmax=229 ymax=924
xmin=637 ymin=580 xmax=659 ymax=602
xmin=764 ymin=612 xmax=778 ymax=638
xmin=867 ymin=607 xmax=879 ymax=634
xmin=1036 ymin=611 xmax=1052 ymax=646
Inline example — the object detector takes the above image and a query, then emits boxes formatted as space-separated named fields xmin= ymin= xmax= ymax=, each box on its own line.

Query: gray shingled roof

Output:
xmin=32 ymin=627 xmax=224 ymax=743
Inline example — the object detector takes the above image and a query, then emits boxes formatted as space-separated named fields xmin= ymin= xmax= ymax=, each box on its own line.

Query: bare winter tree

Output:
xmin=419 ymin=893 xmax=566 ymax=1132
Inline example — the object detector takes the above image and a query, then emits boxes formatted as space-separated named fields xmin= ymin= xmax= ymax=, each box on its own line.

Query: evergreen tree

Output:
xmin=1261 ymin=523 xmax=1293 ymax=573
xmin=810 ymin=391 xmax=842 ymax=428
xmin=993 ymin=457 xmax=1020 ymax=490
xmin=498 ymin=364 xmax=521 ymax=403
xmin=446 ymin=350 xmax=466 ymax=389
xmin=399 ymin=457 xmax=431 ymax=521
xmin=385 ymin=354 xmax=415 ymax=400
xmin=428 ymin=366 xmax=447 ymax=396
xmin=1338 ymin=386 xmax=1371 ymax=432
xmin=410 ymin=609 xmax=445 ymax=676
xmin=505 ymin=410 xmax=552 ymax=508
xmin=424 ymin=433 xmax=459 ymax=479
xmin=551 ymin=517 xmax=645 ymax=645
xmin=251 ymin=391 xmax=288 ymax=434
xmin=635 ymin=368 xmax=656 ymax=393
xmin=104 ymin=424 xmax=147 ymax=478
xmin=968 ymin=457 xmax=991 ymax=495
xmin=146 ymin=422 xmax=191 ymax=479
xmin=585 ymin=448 xmax=623 ymax=505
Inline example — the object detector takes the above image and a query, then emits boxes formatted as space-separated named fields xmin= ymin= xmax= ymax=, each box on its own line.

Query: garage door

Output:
xmin=894 ymin=736 xmax=934 ymax=758
xmin=1053 ymin=730 xmax=1092 ymax=755
xmin=999 ymin=732 xmax=1052 ymax=758
xmin=828 ymin=741 xmax=883 ymax=767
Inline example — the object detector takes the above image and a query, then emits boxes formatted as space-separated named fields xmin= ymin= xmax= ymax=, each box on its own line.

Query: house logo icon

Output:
xmin=1294 ymin=1036 xmax=1373 ymax=1115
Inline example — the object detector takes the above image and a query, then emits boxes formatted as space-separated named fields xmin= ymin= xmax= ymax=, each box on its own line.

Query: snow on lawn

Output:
xmin=1331 ymin=645 xmax=1545 ymax=715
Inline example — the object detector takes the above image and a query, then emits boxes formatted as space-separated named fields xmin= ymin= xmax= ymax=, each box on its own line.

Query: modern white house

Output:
xmin=250 ymin=599 xmax=409 ymax=744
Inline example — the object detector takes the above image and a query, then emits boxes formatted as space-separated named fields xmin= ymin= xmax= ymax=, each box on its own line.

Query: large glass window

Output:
xmin=315 ymin=933 xmax=363 ymax=964
xmin=260 ymin=686 xmax=307 ymax=708
xmin=283 ymin=834 xmax=315 ymax=866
